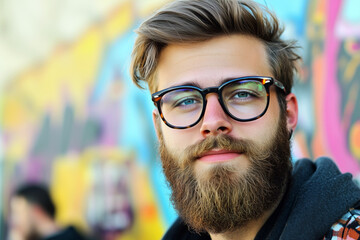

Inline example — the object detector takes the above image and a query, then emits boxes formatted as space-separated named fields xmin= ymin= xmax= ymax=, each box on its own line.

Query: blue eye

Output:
xmin=233 ymin=91 xmax=258 ymax=100
xmin=176 ymin=98 xmax=198 ymax=106
xmin=227 ymin=90 xmax=259 ymax=104
xmin=234 ymin=92 xmax=251 ymax=98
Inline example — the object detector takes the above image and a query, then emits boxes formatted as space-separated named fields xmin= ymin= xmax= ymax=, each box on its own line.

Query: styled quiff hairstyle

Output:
xmin=130 ymin=0 xmax=300 ymax=111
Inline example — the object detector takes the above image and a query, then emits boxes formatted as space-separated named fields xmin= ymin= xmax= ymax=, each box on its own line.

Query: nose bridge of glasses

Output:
xmin=201 ymin=87 xmax=226 ymax=115
xmin=202 ymin=86 xmax=220 ymax=98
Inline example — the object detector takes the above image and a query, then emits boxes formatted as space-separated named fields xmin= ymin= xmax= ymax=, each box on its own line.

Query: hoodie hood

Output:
xmin=256 ymin=157 xmax=360 ymax=240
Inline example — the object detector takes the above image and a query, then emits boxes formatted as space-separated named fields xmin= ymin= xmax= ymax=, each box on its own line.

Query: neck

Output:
xmin=209 ymin=195 xmax=282 ymax=240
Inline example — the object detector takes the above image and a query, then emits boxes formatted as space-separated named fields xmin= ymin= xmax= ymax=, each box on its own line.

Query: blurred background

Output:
xmin=0 ymin=0 xmax=359 ymax=239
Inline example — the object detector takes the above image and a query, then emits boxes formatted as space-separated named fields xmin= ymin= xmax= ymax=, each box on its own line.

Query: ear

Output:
xmin=152 ymin=109 xmax=162 ymax=141
xmin=285 ymin=93 xmax=298 ymax=131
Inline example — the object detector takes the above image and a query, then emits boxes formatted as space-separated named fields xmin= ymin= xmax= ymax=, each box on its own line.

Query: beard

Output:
xmin=158 ymin=114 xmax=292 ymax=234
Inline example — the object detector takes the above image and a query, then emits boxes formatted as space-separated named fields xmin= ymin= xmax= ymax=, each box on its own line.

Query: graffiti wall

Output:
xmin=0 ymin=0 xmax=359 ymax=239
xmin=285 ymin=0 xmax=360 ymax=175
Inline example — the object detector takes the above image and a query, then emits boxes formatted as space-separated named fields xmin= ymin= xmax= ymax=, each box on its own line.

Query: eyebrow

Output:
xmin=168 ymin=81 xmax=201 ymax=88
xmin=168 ymin=77 xmax=238 ymax=89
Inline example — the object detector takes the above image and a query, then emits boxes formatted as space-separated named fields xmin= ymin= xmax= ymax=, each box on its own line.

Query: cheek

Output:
xmin=13 ymin=214 xmax=31 ymax=233
xmin=235 ymin=117 xmax=277 ymax=142
xmin=259 ymin=106 xmax=281 ymax=141
xmin=161 ymin=125 xmax=200 ymax=153
xmin=232 ymin=98 xmax=280 ymax=143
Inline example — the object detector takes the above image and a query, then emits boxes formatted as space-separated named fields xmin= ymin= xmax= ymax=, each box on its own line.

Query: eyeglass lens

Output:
xmin=160 ymin=80 xmax=268 ymax=128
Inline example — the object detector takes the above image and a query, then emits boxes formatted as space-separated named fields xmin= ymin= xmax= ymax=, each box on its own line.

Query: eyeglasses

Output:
xmin=152 ymin=76 xmax=286 ymax=129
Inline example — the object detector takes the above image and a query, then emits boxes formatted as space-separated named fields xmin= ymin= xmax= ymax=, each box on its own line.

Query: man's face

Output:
xmin=154 ymin=34 xmax=293 ymax=233
xmin=10 ymin=197 xmax=41 ymax=240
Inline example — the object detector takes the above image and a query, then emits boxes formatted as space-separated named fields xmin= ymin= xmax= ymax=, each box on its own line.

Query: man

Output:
xmin=130 ymin=0 xmax=360 ymax=239
xmin=8 ymin=183 xmax=86 ymax=240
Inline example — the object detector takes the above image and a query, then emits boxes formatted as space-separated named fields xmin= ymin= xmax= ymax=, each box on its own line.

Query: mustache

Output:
xmin=178 ymin=134 xmax=269 ymax=168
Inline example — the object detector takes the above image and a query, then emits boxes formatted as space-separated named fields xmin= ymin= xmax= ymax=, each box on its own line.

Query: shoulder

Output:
xmin=162 ymin=218 xmax=210 ymax=240
xmin=323 ymin=209 xmax=360 ymax=240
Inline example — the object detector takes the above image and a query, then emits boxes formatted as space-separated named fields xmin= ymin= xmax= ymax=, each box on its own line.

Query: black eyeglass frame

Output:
xmin=152 ymin=76 xmax=286 ymax=129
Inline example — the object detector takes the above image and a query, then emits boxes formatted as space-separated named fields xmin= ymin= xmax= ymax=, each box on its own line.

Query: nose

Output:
xmin=200 ymin=94 xmax=232 ymax=137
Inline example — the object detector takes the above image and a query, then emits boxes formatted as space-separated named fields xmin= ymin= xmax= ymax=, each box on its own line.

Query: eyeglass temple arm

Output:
xmin=273 ymin=79 xmax=286 ymax=93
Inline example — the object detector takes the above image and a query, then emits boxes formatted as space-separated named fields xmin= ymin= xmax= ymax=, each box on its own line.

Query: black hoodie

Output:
xmin=45 ymin=226 xmax=86 ymax=240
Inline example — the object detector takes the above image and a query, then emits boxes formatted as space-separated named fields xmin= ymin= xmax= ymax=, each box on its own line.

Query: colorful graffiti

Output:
xmin=0 ymin=0 xmax=359 ymax=239
xmin=1 ymin=1 xmax=172 ymax=239
xmin=290 ymin=0 xmax=360 ymax=175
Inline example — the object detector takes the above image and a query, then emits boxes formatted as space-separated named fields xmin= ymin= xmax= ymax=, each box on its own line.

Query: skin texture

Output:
xmin=9 ymin=197 xmax=59 ymax=240
xmin=10 ymin=197 xmax=35 ymax=240
xmin=153 ymin=34 xmax=298 ymax=240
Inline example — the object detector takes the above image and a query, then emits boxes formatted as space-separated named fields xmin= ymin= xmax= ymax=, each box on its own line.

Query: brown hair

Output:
xmin=130 ymin=0 xmax=300 ymax=110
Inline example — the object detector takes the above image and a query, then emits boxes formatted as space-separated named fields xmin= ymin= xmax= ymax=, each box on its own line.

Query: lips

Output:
xmin=198 ymin=149 xmax=242 ymax=163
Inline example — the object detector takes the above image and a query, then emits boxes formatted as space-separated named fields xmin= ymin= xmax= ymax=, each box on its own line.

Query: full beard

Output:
xmin=158 ymin=115 xmax=292 ymax=234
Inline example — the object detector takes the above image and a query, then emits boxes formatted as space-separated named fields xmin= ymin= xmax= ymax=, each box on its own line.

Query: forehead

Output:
xmin=156 ymin=34 xmax=272 ymax=90
xmin=11 ymin=196 xmax=30 ymax=211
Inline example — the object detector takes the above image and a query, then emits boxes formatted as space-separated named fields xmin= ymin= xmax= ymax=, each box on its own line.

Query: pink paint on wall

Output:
xmin=324 ymin=0 xmax=360 ymax=174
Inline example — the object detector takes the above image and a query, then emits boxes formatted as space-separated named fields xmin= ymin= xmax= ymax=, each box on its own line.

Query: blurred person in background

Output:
xmin=8 ymin=183 xmax=86 ymax=240
xmin=130 ymin=0 xmax=360 ymax=239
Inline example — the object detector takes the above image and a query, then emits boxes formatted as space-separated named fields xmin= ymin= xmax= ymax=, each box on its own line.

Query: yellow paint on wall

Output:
xmin=122 ymin=166 xmax=165 ymax=240
xmin=3 ymin=1 xmax=165 ymax=238
xmin=50 ymin=147 xmax=165 ymax=239
xmin=344 ymin=55 xmax=360 ymax=82
xmin=3 ymin=0 xmax=134 ymax=121
xmin=5 ymin=139 xmax=28 ymax=162
xmin=350 ymin=121 xmax=360 ymax=159
xmin=3 ymin=95 xmax=29 ymax=129
xmin=104 ymin=1 xmax=133 ymax=42
xmin=3 ymin=0 xmax=134 ymax=160
xmin=136 ymin=0 xmax=172 ymax=18
xmin=3 ymin=27 xmax=103 ymax=124
xmin=51 ymin=155 xmax=89 ymax=230
xmin=313 ymin=0 xmax=325 ymax=23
